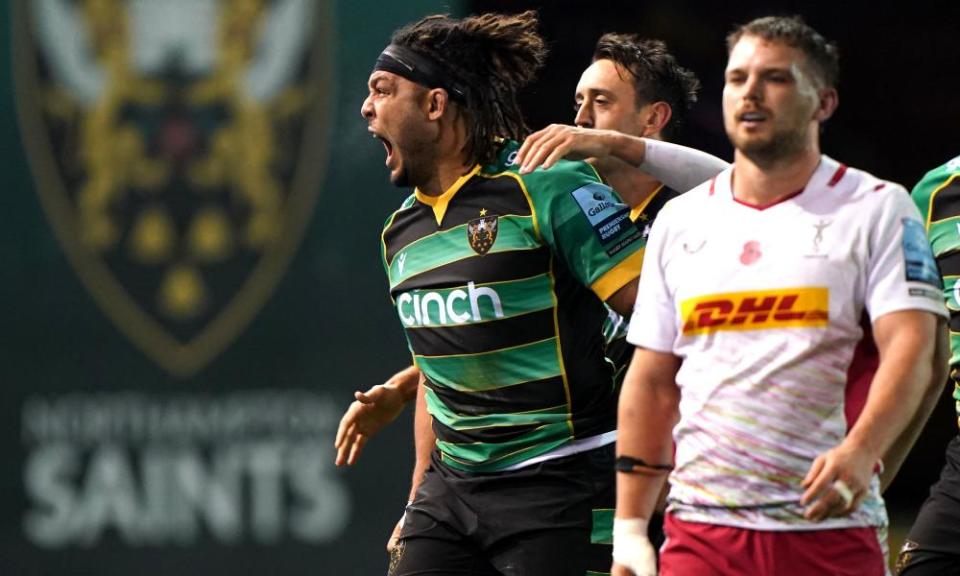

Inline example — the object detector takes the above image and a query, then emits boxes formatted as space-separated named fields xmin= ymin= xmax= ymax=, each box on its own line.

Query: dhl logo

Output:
xmin=681 ymin=287 xmax=829 ymax=335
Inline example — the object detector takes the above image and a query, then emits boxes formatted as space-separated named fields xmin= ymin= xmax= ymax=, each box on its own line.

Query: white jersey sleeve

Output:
xmin=626 ymin=200 xmax=677 ymax=352
xmin=865 ymin=185 xmax=947 ymax=321
xmin=641 ymin=139 xmax=730 ymax=193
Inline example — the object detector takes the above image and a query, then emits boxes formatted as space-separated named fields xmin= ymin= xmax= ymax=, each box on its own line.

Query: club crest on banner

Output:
xmin=14 ymin=0 xmax=333 ymax=376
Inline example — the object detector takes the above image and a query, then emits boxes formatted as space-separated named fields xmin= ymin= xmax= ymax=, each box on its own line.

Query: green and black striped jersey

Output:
xmin=381 ymin=141 xmax=644 ymax=472
xmin=912 ymin=154 xmax=960 ymax=428
xmin=601 ymin=184 xmax=680 ymax=383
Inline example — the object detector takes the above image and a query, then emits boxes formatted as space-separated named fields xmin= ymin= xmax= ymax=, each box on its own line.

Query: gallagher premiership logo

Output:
xmin=14 ymin=0 xmax=333 ymax=376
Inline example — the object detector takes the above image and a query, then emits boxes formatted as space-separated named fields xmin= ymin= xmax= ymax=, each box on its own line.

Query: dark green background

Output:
xmin=1 ymin=1 xmax=460 ymax=574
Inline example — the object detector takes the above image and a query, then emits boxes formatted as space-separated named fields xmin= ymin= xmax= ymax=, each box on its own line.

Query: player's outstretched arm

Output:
xmin=515 ymin=124 xmax=728 ymax=192
xmin=334 ymin=364 xmax=420 ymax=466
xmin=801 ymin=310 xmax=941 ymax=520
xmin=613 ymin=347 xmax=681 ymax=576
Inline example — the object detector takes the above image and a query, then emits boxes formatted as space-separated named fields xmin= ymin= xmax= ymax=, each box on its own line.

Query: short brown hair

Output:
xmin=726 ymin=15 xmax=839 ymax=88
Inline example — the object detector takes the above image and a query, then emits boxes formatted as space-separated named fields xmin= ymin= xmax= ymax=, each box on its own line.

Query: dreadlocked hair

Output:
xmin=390 ymin=11 xmax=547 ymax=166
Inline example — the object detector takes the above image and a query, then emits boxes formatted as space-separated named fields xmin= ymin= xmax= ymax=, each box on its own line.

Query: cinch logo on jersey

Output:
xmin=397 ymin=282 xmax=504 ymax=327
xmin=681 ymin=287 xmax=829 ymax=336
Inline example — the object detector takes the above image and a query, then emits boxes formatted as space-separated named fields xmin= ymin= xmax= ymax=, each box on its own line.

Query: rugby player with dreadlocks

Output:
xmin=362 ymin=11 xmax=644 ymax=575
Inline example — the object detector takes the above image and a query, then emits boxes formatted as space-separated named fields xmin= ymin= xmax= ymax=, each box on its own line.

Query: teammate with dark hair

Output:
xmin=588 ymin=33 xmax=700 ymax=141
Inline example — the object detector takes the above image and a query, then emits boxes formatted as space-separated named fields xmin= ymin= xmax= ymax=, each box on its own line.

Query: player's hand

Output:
xmin=386 ymin=514 xmax=404 ymax=553
xmin=612 ymin=518 xmax=657 ymax=576
xmin=516 ymin=125 xmax=617 ymax=174
xmin=800 ymin=440 xmax=876 ymax=521
xmin=334 ymin=378 xmax=411 ymax=466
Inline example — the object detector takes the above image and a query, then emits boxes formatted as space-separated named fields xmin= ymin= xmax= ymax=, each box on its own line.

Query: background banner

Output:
xmin=2 ymin=1 xmax=459 ymax=574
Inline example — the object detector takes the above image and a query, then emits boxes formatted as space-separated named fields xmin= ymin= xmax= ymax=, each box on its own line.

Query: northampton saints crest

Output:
xmin=467 ymin=215 xmax=498 ymax=256
xmin=13 ymin=0 xmax=334 ymax=376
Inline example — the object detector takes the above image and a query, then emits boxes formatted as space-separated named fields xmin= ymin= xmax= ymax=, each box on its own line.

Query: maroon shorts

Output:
xmin=660 ymin=514 xmax=887 ymax=576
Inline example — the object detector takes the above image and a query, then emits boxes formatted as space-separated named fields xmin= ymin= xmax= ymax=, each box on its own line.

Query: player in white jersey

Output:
xmin=612 ymin=16 xmax=949 ymax=576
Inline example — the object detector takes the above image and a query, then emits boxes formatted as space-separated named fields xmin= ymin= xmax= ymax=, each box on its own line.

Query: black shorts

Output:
xmin=389 ymin=443 xmax=662 ymax=576
xmin=897 ymin=433 xmax=960 ymax=575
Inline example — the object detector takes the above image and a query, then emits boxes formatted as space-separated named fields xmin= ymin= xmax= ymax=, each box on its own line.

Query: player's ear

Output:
xmin=815 ymin=87 xmax=838 ymax=122
xmin=643 ymin=101 xmax=673 ymax=138
xmin=426 ymin=88 xmax=449 ymax=120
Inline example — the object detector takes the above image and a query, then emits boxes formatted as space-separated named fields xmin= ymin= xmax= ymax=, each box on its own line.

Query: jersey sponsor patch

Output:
xmin=902 ymin=218 xmax=942 ymax=288
xmin=681 ymin=287 xmax=829 ymax=336
xmin=571 ymin=183 xmax=634 ymax=248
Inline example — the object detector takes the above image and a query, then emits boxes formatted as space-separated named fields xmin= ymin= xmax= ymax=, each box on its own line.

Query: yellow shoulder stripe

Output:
xmin=591 ymin=248 xmax=644 ymax=301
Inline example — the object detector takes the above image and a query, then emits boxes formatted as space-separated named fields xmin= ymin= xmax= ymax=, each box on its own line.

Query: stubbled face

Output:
xmin=574 ymin=59 xmax=648 ymax=136
xmin=723 ymin=35 xmax=823 ymax=163
xmin=361 ymin=70 xmax=438 ymax=188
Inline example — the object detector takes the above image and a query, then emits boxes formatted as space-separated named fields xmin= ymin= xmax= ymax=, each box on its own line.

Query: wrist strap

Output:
xmin=613 ymin=517 xmax=650 ymax=536
xmin=615 ymin=455 xmax=673 ymax=474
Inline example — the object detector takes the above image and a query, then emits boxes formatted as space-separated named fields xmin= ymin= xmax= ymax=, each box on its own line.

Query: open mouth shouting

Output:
xmin=370 ymin=130 xmax=395 ymax=167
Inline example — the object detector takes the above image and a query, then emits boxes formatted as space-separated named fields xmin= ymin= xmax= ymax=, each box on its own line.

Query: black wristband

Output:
xmin=615 ymin=455 xmax=673 ymax=474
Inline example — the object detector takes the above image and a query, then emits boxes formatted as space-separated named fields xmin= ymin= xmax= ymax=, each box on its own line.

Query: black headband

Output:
xmin=374 ymin=44 xmax=467 ymax=101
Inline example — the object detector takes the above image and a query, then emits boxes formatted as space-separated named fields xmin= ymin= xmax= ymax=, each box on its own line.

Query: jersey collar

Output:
xmin=717 ymin=155 xmax=845 ymax=210
xmin=415 ymin=164 xmax=482 ymax=226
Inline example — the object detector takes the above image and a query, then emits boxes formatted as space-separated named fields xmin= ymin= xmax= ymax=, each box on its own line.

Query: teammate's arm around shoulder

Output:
xmin=613 ymin=347 xmax=681 ymax=576
xmin=514 ymin=124 xmax=728 ymax=192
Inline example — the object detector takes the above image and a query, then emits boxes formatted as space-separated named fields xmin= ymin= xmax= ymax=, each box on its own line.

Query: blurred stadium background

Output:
xmin=1 ymin=1 xmax=957 ymax=574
